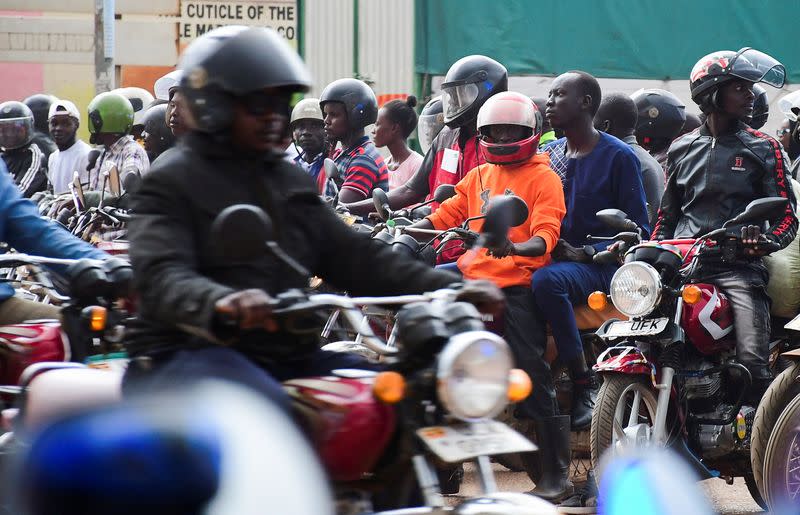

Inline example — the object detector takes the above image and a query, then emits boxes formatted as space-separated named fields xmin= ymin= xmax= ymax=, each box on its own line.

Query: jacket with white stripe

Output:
xmin=1 ymin=143 xmax=48 ymax=198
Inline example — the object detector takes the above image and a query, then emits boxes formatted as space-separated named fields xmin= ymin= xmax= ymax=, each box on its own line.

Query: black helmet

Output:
xmin=746 ymin=84 xmax=769 ymax=130
xmin=440 ymin=55 xmax=508 ymax=129
xmin=631 ymin=89 xmax=686 ymax=146
xmin=179 ymin=25 xmax=312 ymax=133
xmin=23 ymin=93 xmax=57 ymax=134
xmin=0 ymin=101 xmax=35 ymax=150
xmin=418 ymin=96 xmax=444 ymax=154
xmin=319 ymin=78 xmax=378 ymax=130
xmin=141 ymin=104 xmax=175 ymax=159
xmin=689 ymin=47 xmax=785 ymax=114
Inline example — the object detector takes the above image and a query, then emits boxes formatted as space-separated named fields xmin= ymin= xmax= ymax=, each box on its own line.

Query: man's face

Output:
xmin=48 ymin=115 xmax=79 ymax=147
xmin=719 ymin=79 xmax=755 ymax=120
xmin=371 ymin=107 xmax=398 ymax=148
xmin=485 ymin=124 xmax=528 ymax=144
xmin=167 ymin=90 xmax=191 ymax=137
xmin=323 ymin=102 xmax=349 ymax=142
xmin=546 ymin=73 xmax=586 ymax=130
xmin=292 ymin=118 xmax=325 ymax=156
xmin=230 ymin=89 xmax=291 ymax=154
xmin=778 ymin=119 xmax=792 ymax=149
xmin=0 ymin=120 xmax=29 ymax=149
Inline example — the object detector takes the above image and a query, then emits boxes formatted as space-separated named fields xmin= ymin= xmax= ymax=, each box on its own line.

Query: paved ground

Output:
xmin=455 ymin=463 xmax=765 ymax=514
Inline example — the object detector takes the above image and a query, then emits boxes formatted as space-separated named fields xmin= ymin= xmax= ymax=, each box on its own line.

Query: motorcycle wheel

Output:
xmin=751 ymin=361 xmax=800 ymax=496
xmin=760 ymin=390 xmax=800 ymax=510
xmin=743 ymin=472 xmax=768 ymax=511
xmin=590 ymin=374 xmax=658 ymax=476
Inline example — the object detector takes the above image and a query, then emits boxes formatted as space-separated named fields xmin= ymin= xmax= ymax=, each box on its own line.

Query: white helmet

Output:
xmin=290 ymin=98 xmax=324 ymax=128
xmin=113 ymin=87 xmax=156 ymax=126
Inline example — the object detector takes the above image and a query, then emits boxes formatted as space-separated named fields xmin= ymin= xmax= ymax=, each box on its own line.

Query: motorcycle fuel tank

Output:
xmin=681 ymin=283 xmax=736 ymax=355
xmin=0 ymin=321 xmax=68 ymax=387
xmin=283 ymin=375 xmax=397 ymax=482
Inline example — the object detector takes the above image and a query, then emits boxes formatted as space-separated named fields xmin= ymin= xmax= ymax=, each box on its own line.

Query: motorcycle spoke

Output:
xmin=628 ymin=390 xmax=642 ymax=428
xmin=612 ymin=417 xmax=626 ymax=442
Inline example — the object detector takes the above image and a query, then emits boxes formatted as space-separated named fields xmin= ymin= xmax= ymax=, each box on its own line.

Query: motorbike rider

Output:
xmin=288 ymin=97 xmax=329 ymax=194
xmin=408 ymin=91 xmax=568 ymax=501
xmin=630 ymin=88 xmax=687 ymax=173
xmin=417 ymin=96 xmax=444 ymax=155
xmin=373 ymin=96 xmax=424 ymax=190
xmin=0 ymin=101 xmax=49 ymax=198
xmin=652 ymin=48 xmax=797 ymax=405
xmin=23 ymin=93 xmax=58 ymax=159
xmin=124 ymin=26 xmax=501 ymax=415
xmin=46 ymin=99 xmax=92 ymax=195
xmin=536 ymin=71 xmax=649 ymax=431
xmin=344 ymin=55 xmax=508 ymax=216
xmin=140 ymin=104 xmax=176 ymax=164
xmin=166 ymin=87 xmax=192 ymax=139
xmin=746 ymin=84 xmax=769 ymax=130
xmin=594 ymin=92 xmax=665 ymax=226
xmin=86 ymin=91 xmax=150 ymax=191
xmin=319 ymin=78 xmax=388 ymax=203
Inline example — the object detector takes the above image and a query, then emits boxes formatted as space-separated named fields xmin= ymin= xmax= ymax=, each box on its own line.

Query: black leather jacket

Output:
xmin=127 ymin=133 xmax=458 ymax=361
xmin=653 ymin=121 xmax=797 ymax=249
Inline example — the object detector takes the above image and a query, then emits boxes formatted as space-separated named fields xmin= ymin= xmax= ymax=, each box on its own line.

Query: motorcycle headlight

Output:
xmin=609 ymin=262 xmax=662 ymax=318
xmin=437 ymin=331 xmax=512 ymax=421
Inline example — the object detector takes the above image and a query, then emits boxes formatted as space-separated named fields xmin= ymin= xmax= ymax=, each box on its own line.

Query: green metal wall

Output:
xmin=415 ymin=0 xmax=800 ymax=82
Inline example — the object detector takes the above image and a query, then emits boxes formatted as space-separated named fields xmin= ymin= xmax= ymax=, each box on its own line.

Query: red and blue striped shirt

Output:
xmin=333 ymin=136 xmax=389 ymax=196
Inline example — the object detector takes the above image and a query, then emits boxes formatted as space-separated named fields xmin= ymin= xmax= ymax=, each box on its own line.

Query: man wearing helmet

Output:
xmin=288 ymin=98 xmax=329 ymax=194
xmin=23 ymin=93 xmax=58 ymax=160
xmin=0 ymin=101 xmax=49 ymax=198
xmin=408 ymin=92 xmax=568 ymax=500
xmin=653 ymin=48 xmax=797 ymax=404
xmin=344 ymin=55 xmax=508 ymax=216
xmin=630 ymin=88 xmax=687 ymax=174
xmin=140 ymin=104 xmax=176 ymax=164
xmin=125 ymin=27 xmax=499 ymax=413
xmin=319 ymin=78 xmax=388 ymax=203
xmin=86 ymin=91 xmax=150 ymax=192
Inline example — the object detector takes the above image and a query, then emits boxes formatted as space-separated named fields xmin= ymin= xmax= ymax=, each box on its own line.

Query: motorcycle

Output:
xmin=586 ymin=197 xmax=789 ymax=509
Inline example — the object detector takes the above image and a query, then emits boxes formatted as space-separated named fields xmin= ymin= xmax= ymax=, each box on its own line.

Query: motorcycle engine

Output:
xmin=695 ymin=406 xmax=756 ymax=459
xmin=682 ymin=358 xmax=722 ymax=413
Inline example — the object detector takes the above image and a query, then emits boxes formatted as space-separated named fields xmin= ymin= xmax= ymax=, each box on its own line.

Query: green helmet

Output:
xmin=87 ymin=92 xmax=134 ymax=143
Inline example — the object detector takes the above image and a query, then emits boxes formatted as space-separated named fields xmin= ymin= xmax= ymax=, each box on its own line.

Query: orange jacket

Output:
xmin=427 ymin=153 xmax=565 ymax=288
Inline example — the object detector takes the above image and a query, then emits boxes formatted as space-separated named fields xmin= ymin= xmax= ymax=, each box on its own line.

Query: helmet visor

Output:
xmin=0 ymin=117 xmax=33 ymax=149
xmin=730 ymin=48 xmax=786 ymax=89
xmin=418 ymin=113 xmax=444 ymax=154
xmin=778 ymin=90 xmax=800 ymax=122
xmin=442 ymin=82 xmax=479 ymax=123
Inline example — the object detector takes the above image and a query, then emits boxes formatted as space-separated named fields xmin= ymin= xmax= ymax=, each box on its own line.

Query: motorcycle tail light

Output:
xmin=682 ymin=285 xmax=702 ymax=305
xmin=373 ymin=371 xmax=405 ymax=404
xmin=588 ymin=291 xmax=608 ymax=311
xmin=506 ymin=368 xmax=532 ymax=403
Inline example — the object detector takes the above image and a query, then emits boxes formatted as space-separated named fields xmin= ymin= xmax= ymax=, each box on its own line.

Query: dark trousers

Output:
xmin=122 ymin=346 xmax=378 ymax=414
xmin=531 ymin=261 xmax=618 ymax=362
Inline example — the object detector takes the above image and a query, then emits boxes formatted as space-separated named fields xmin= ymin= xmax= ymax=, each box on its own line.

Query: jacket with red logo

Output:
xmin=406 ymin=125 xmax=481 ymax=205
xmin=653 ymin=121 xmax=797 ymax=248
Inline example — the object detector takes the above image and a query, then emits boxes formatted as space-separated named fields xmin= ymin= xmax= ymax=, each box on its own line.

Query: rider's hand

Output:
xmin=455 ymin=279 xmax=505 ymax=317
xmin=215 ymin=289 xmax=278 ymax=331
xmin=486 ymin=239 xmax=516 ymax=259
xmin=367 ymin=212 xmax=383 ymax=222
xmin=741 ymin=225 xmax=772 ymax=256
xmin=552 ymin=239 xmax=593 ymax=263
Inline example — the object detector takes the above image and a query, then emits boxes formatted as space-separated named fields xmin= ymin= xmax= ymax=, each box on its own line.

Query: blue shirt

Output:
xmin=544 ymin=132 xmax=650 ymax=251
xmin=0 ymin=160 xmax=106 ymax=301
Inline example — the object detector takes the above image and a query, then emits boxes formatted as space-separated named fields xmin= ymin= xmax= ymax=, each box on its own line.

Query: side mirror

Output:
xmin=596 ymin=208 xmax=638 ymax=232
xmin=432 ymin=184 xmax=456 ymax=204
xmin=723 ymin=197 xmax=789 ymax=227
xmin=70 ymin=171 xmax=86 ymax=213
xmin=323 ymin=158 xmax=340 ymax=181
xmin=210 ymin=205 xmax=273 ymax=261
xmin=372 ymin=188 xmax=391 ymax=221
xmin=481 ymin=195 xmax=529 ymax=247
xmin=107 ymin=165 xmax=121 ymax=197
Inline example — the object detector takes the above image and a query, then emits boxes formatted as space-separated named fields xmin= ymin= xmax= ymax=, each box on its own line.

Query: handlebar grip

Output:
xmin=594 ymin=250 xmax=620 ymax=265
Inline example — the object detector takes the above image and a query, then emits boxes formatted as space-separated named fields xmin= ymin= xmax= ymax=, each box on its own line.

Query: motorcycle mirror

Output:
xmin=597 ymin=208 xmax=638 ymax=232
xmin=481 ymin=195 xmax=529 ymax=247
xmin=70 ymin=172 xmax=86 ymax=213
xmin=107 ymin=165 xmax=121 ymax=197
xmin=210 ymin=205 xmax=274 ymax=261
xmin=372 ymin=188 xmax=391 ymax=221
xmin=723 ymin=197 xmax=789 ymax=227
xmin=323 ymin=158 xmax=340 ymax=181
xmin=432 ymin=184 xmax=456 ymax=204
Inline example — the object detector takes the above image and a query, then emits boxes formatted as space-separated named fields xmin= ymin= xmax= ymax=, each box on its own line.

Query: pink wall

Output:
xmin=0 ymin=62 xmax=44 ymax=102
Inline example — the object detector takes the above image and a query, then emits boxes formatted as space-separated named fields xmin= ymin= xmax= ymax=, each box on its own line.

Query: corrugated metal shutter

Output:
xmin=303 ymin=0 xmax=353 ymax=96
xmin=359 ymin=0 xmax=414 ymax=104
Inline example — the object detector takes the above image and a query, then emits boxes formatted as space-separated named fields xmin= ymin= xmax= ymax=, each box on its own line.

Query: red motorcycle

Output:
xmin=586 ymin=198 xmax=788 ymax=510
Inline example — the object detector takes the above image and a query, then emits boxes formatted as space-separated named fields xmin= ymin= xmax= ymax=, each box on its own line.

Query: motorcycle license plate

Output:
xmin=605 ymin=317 xmax=669 ymax=338
xmin=416 ymin=421 xmax=536 ymax=463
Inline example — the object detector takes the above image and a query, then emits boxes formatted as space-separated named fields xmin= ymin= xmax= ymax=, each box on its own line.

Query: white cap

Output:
xmin=48 ymin=99 xmax=80 ymax=121
xmin=154 ymin=70 xmax=183 ymax=101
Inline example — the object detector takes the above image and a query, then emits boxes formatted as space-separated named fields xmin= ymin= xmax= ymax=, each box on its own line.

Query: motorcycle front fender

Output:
xmin=593 ymin=345 xmax=653 ymax=376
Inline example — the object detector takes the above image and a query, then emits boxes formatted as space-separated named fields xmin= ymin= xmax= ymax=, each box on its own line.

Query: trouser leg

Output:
xmin=0 ymin=296 xmax=60 ymax=324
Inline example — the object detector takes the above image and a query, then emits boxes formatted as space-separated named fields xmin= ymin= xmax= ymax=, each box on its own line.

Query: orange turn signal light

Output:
xmin=87 ymin=306 xmax=108 ymax=332
xmin=507 ymin=368 xmax=532 ymax=403
xmin=373 ymin=371 xmax=406 ymax=404
xmin=682 ymin=285 xmax=702 ymax=305
xmin=587 ymin=291 xmax=608 ymax=311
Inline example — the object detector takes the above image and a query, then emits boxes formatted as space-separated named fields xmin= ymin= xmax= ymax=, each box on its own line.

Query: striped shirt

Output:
xmin=333 ymin=136 xmax=389 ymax=196
xmin=88 ymin=135 xmax=149 ymax=191
xmin=1 ymin=144 xmax=48 ymax=198
xmin=542 ymin=138 xmax=569 ymax=183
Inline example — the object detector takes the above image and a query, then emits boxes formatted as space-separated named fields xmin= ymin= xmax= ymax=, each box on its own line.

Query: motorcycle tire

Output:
xmin=743 ymin=472 xmax=768 ymax=511
xmin=590 ymin=374 xmax=659 ymax=479
xmin=760 ymin=390 xmax=800 ymax=510
xmin=751 ymin=361 xmax=800 ymax=497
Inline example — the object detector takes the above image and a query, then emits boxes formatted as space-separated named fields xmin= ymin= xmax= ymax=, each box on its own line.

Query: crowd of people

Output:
xmin=1 ymin=23 xmax=800 ymax=514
